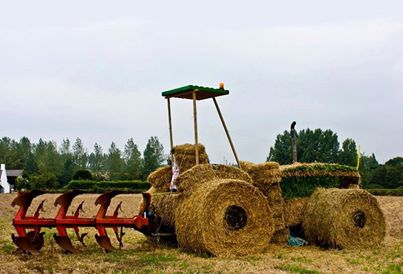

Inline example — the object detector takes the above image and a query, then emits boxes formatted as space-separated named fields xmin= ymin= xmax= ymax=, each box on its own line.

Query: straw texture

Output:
xmin=175 ymin=178 xmax=274 ymax=256
xmin=177 ymin=164 xmax=252 ymax=194
xmin=303 ymin=188 xmax=386 ymax=249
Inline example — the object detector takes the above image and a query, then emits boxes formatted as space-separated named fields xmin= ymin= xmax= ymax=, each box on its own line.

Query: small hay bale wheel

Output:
xmin=302 ymin=188 xmax=386 ymax=249
xmin=175 ymin=178 xmax=274 ymax=256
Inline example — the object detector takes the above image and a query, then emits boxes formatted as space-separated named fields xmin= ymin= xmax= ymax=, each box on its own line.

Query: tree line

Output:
xmin=1 ymin=128 xmax=402 ymax=190
xmin=0 ymin=136 xmax=165 ymax=189
xmin=267 ymin=128 xmax=403 ymax=189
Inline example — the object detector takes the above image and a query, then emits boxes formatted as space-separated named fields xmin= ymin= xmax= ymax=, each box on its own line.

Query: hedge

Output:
xmin=64 ymin=180 xmax=150 ymax=193
xmin=367 ymin=188 xmax=403 ymax=196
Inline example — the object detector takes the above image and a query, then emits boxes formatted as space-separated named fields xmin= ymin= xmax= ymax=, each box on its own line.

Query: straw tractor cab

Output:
xmin=11 ymin=85 xmax=386 ymax=256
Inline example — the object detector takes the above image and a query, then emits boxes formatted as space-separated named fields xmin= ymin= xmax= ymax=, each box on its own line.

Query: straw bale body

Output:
xmin=150 ymin=192 xmax=183 ymax=227
xmin=246 ymin=162 xmax=281 ymax=185
xmin=303 ymin=188 xmax=386 ymax=249
xmin=239 ymin=160 xmax=256 ymax=173
xmin=284 ymin=198 xmax=309 ymax=227
xmin=177 ymin=164 xmax=252 ymax=193
xmin=173 ymin=143 xmax=209 ymax=172
xmin=175 ymin=178 xmax=274 ymax=256
xmin=242 ymin=163 xmax=286 ymax=235
xmin=147 ymin=166 xmax=172 ymax=192
xmin=280 ymin=163 xmax=360 ymax=185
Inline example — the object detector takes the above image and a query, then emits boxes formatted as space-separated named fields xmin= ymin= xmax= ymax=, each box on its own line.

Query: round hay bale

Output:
xmin=147 ymin=166 xmax=172 ymax=192
xmin=177 ymin=164 xmax=252 ymax=193
xmin=175 ymin=178 xmax=274 ymax=256
xmin=284 ymin=198 xmax=309 ymax=227
xmin=150 ymin=192 xmax=183 ymax=227
xmin=173 ymin=143 xmax=209 ymax=172
xmin=303 ymin=188 xmax=386 ymax=249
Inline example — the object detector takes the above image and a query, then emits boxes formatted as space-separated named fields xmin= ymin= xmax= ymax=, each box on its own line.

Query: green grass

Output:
xmin=137 ymin=253 xmax=177 ymax=266
xmin=382 ymin=262 xmax=402 ymax=274
xmin=276 ymin=263 xmax=321 ymax=274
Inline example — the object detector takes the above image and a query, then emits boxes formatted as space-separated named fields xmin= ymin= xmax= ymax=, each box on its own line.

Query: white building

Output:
xmin=0 ymin=164 xmax=10 ymax=193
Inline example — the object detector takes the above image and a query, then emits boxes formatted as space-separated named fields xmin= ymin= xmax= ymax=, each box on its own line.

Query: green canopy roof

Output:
xmin=162 ymin=85 xmax=229 ymax=100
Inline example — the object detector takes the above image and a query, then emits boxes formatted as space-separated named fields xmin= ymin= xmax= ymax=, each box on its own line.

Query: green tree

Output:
xmin=33 ymin=139 xmax=63 ymax=181
xmin=143 ymin=136 xmax=164 ymax=179
xmin=58 ymin=138 xmax=76 ymax=185
xmin=268 ymin=128 xmax=339 ymax=164
xmin=106 ymin=142 xmax=124 ymax=180
xmin=73 ymin=138 xmax=87 ymax=169
xmin=338 ymin=138 xmax=358 ymax=166
xmin=359 ymin=153 xmax=379 ymax=187
xmin=385 ymin=157 xmax=403 ymax=166
xmin=88 ymin=143 xmax=105 ymax=173
xmin=123 ymin=138 xmax=143 ymax=180
xmin=267 ymin=131 xmax=292 ymax=164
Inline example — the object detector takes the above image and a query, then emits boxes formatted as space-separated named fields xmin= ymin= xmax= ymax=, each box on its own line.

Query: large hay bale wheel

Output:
xmin=175 ymin=178 xmax=274 ymax=256
xmin=303 ymin=188 xmax=386 ymax=249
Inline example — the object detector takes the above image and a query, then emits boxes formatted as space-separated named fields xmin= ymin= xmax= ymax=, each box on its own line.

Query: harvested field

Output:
xmin=0 ymin=193 xmax=401 ymax=273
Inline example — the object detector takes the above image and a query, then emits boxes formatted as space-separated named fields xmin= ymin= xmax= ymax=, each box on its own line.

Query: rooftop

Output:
xmin=162 ymin=85 xmax=229 ymax=100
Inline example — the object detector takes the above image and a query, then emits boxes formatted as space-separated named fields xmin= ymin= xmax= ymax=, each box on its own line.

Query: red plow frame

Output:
xmin=11 ymin=190 xmax=153 ymax=254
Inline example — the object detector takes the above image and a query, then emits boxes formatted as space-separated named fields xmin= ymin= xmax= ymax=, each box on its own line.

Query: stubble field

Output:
xmin=0 ymin=193 xmax=401 ymax=274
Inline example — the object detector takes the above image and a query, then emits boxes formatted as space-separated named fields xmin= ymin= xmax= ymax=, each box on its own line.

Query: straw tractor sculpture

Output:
xmin=11 ymin=85 xmax=386 ymax=256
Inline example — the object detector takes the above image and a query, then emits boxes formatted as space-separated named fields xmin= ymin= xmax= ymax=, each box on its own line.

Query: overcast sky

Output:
xmin=0 ymin=1 xmax=402 ymax=164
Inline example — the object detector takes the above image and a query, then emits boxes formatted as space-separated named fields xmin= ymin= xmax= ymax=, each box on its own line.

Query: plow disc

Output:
xmin=11 ymin=190 xmax=153 ymax=254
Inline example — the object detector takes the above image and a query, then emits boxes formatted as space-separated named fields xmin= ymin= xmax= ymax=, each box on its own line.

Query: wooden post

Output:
xmin=290 ymin=121 xmax=298 ymax=163
xmin=213 ymin=97 xmax=240 ymax=168
xmin=193 ymin=91 xmax=199 ymax=164
xmin=167 ymin=97 xmax=174 ymax=153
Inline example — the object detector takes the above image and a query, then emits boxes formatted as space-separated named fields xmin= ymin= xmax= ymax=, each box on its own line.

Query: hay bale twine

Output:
xmin=173 ymin=143 xmax=209 ymax=172
xmin=303 ymin=188 xmax=386 ymax=249
xmin=175 ymin=178 xmax=274 ymax=256
xmin=150 ymin=192 xmax=183 ymax=227
xmin=284 ymin=198 xmax=309 ymax=227
xmin=177 ymin=164 xmax=252 ymax=193
xmin=147 ymin=166 xmax=172 ymax=192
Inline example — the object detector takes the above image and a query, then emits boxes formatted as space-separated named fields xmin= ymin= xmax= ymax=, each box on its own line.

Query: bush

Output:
xmin=72 ymin=170 xmax=92 ymax=180
xmin=15 ymin=176 xmax=30 ymax=191
xmin=25 ymin=174 xmax=58 ymax=191
xmin=64 ymin=180 xmax=150 ymax=193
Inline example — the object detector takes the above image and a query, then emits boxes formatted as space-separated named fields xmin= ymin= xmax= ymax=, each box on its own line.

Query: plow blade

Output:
xmin=11 ymin=234 xmax=39 ymax=254
xmin=11 ymin=190 xmax=45 ymax=209
xmin=54 ymin=235 xmax=80 ymax=254
xmin=95 ymin=235 xmax=115 ymax=252
xmin=11 ymin=190 xmax=157 ymax=254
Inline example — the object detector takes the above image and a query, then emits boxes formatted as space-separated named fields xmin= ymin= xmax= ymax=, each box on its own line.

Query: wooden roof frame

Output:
xmin=162 ymin=85 xmax=240 ymax=167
